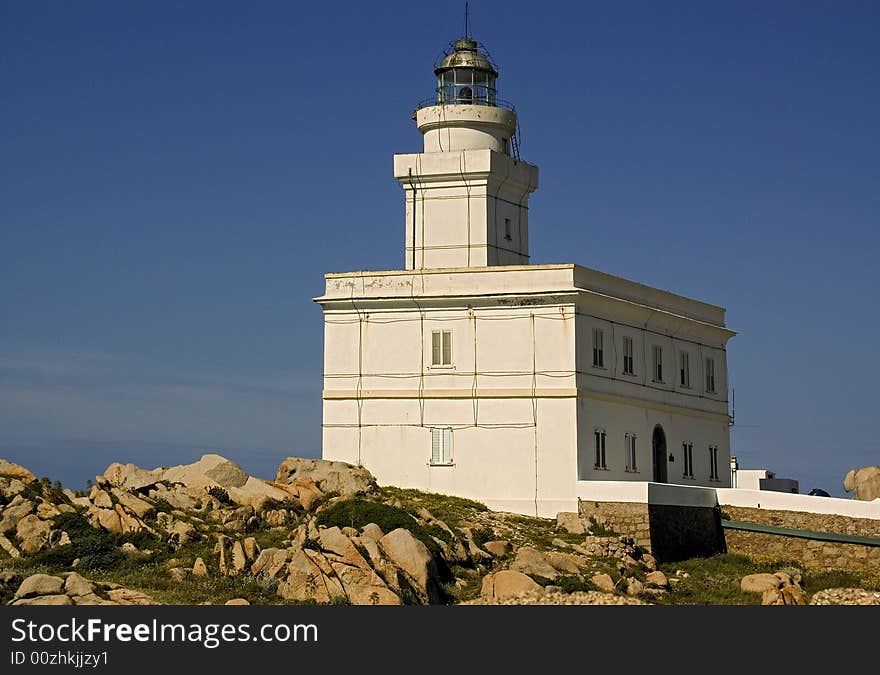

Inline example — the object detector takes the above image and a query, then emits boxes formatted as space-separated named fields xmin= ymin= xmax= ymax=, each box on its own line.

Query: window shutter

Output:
xmin=442 ymin=331 xmax=451 ymax=365
xmin=442 ymin=428 xmax=452 ymax=464
xmin=431 ymin=428 xmax=441 ymax=464
xmin=432 ymin=332 xmax=441 ymax=366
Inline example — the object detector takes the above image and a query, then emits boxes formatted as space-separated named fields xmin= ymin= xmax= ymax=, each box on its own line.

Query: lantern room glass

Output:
xmin=437 ymin=68 xmax=496 ymax=106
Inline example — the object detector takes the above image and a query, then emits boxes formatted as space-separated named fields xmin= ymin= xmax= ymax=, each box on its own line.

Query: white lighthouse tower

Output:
xmin=316 ymin=32 xmax=734 ymax=517
xmin=394 ymin=37 xmax=538 ymax=269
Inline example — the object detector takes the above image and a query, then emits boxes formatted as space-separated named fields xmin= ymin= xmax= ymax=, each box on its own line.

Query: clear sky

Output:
xmin=1 ymin=1 xmax=878 ymax=495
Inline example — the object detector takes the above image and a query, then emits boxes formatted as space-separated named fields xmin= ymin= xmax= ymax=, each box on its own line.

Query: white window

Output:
xmin=706 ymin=357 xmax=716 ymax=393
xmin=594 ymin=429 xmax=606 ymax=469
xmin=430 ymin=428 xmax=453 ymax=465
xmin=504 ymin=217 xmax=512 ymax=240
xmin=652 ymin=345 xmax=663 ymax=382
xmin=680 ymin=351 xmax=690 ymax=388
xmin=625 ymin=433 xmax=637 ymax=472
xmin=592 ymin=328 xmax=604 ymax=368
xmin=622 ymin=336 xmax=634 ymax=375
xmin=709 ymin=445 xmax=719 ymax=481
xmin=682 ymin=442 xmax=694 ymax=478
xmin=431 ymin=330 xmax=452 ymax=366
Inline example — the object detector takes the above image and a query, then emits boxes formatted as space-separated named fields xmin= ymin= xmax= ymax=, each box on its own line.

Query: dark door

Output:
xmin=652 ymin=425 xmax=667 ymax=483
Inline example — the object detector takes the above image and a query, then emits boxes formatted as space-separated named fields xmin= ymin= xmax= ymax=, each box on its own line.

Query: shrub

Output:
xmin=208 ymin=486 xmax=233 ymax=506
xmin=27 ymin=512 xmax=125 ymax=571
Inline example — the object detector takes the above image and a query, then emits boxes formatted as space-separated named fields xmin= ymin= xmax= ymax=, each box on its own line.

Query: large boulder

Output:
xmin=102 ymin=462 xmax=163 ymax=491
xmin=740 ymin=573 xmax=781 ymax=594
xmin=16 ymin=514 xmax=52 ymax=553
xmin=844 ymin=467 xmax=880 ymax=501
xmin=277 ymin=548 xmax=344 ymax=604
xmin=275 ymin=457 xmax=378 ymax=498
xmin=0 ymin=497 xmax=35 ymax=534
xmin=0 ymin=459 xmax=37 ymax=484
xmin=481 ymin=571 xmax=542 ymax=602
xmin=378 ymin=528 xmax=440 ymax=604
xmin=14 ymin=574 xmax=65 ymax=599
xmin=161 ymin=454 xmax=290 ymax=508
xmin=511 ymin=547 xmax=558 ymax=580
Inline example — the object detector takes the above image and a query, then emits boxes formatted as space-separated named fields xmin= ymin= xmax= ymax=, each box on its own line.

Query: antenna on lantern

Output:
xmin=465 ymin=2 xmax=470 ymax=38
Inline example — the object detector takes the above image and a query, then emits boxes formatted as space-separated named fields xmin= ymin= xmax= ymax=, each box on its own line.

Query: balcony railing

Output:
xmin=414 ymin=96 xmax=516 ymax=113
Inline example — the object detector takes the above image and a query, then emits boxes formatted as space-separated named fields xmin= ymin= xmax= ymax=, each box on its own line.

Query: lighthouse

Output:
xmin=316 ymin=32 xmax=734 ymax=517
xmin=394 ymin=37 xmax=538 ymax=269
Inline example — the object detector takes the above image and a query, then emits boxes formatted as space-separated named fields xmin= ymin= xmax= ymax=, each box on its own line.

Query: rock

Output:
xmin=64 ymin=573 xmax=94 ymax=597
xmin=0 ymin=497 xmax=35 ymax=534
xmin=641 ymin=553 xmax=657 ymax=571
xmin=360 ymin=523 xmax=385 ymax=541
xmin=243 ymin=537 xmax=259 ymax=562
xmin=645 ymin=570 xmax=669 ymax=589
xmin=481 ymin=571 xmax=543 ymax=602
xmin=781 ymin=584 xmax=806 ymax=606
xmin=112 ymin=490 xmax=154 ymax=519
xmin=73 ymin=593 xmax=114 ymax=606
xmin=297 ymin=484 xmax=323 ymax=511
xmin=378 ymin=528 xmax=440 ymax=604
xmin=546 ymin=551 xmax=585 ymax=575
xmin=319 ymin=527 xmax=371 ymax=570
xmin=36 ymin=501 xmax=61 ymax=520
xmin=458 ymin=527 xmax=491 ymax=562
xmin=231 ymin=540 xmax=247 ymax=573
xmin=330 ymin=562 xmax=401 ymax=605
xmin=14 ymin=574 xmax=65 ymax=599
xmin=192 ymin=557 xmax=208 ymax=577
xmin=341 ymin=526 xmax=359 ymax=538
xmin=48 ymin=529 xmax=71 ymax=548
xmin=264 ymin=509 xmax=288 ymax=527
xmin=591 ymin=573 xmax=616 ymax=593
xmin=843 ymin=466 xmax=880 ymax=501
xmin=13 ymin=594 xmax=73 ymax=606
xmin=216 ymin=535 xmax=233 ymax=575
xmin=164 ymin=454 xmax=249 ymax=489
xmin=0 ymin=534 xmax=21 ymax=558
xmin=275 ymin=457 xmax=378 ymax=498
xmin=106 ymin=588 xmax=159 ymax=605
xmin=556 ymin=512 xmax=586 ymax=534
xmin=102 ymin=462 xmax=163 ymax=491
xmin=96 ymin=508 xmax=122 ymax=534
xmin=809 ymin=588 xmax=880 ymax=605
xmin=761 ymin=588 xmax=785 ymax=605
xmin=0 ymin=459 xmax=37 ymax=483
xmin=91 ymin=489 xmax=113 ymax=509
xmin=225 ymin=598 xmax=250 ymax=605
xmin=626 ymin=578 xmax=645 ymax=596
xmin=511 ymin=547 xmax=558 ymax=580
xmin=166 ymin=519 xmax=197 ymax=546
xmin=251 ymin=548 xmax=290 ymax=579
xmin=741 ymin=573 xmax=781 ymax=594
xmin=16 ymin=514 xmax=52 ymax=553
xmin=483 ymin=540 xmax=511 ymax=558
xmin=121 ymin=542 xmax=139 ymax=555
xmin=277 ymin=548 xmax=337 ymax=604
xmin=551 ymin=538 xmax=570 ymax=549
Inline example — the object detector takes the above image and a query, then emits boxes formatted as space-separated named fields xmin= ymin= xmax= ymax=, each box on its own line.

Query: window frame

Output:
xmin=652 ymin=345 xmax=663 ymax=382
xmin=430 ymin=427 xmax=454 ymax=466
xmin=682 ymin=441 xmax=694 ymax=478
xmin=594 ymin=428 xmax=607 ymax=469
xmin=431 ymin=330 xmax=453 ymax=367
xmin=680 ymin=350 xmax=690 ymax=388
xmin=592 ymin=327 xmax=604 ymax=368
xmin=705 ymin=357 xmax=716 ymax=393
xmin=622 ymin=336 xmax=635 ymax=376
xmin=709 ymin=445 xmax=719 ymax=481
xmin=625 ymin=432 xmax=638 ymax=472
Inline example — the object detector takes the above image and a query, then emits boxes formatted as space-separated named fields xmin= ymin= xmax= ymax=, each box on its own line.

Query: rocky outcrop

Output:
xmin=9 ymin=573 xmax=153 ymax=606
xmin=844 ymin=467 xmax=880 ymax=501
xmin=275 ymin=458 xmax=378 ymax=498
xmin=0 ymin=460 xmax=36 ymax=484
xmin=481 ymin=571 xmax=542 ymax=601
xmin=809 ymin=588 xmax=880 ymax=605
xmin=740 ymin=570 xmax=806 ymax=605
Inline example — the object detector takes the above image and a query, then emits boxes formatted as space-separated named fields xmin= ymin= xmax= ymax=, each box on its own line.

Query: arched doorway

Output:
xmin=652 ymin=425 xmax=667 ymax=483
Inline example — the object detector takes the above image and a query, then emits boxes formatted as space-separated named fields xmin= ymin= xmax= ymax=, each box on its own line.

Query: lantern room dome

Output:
xmin=434 ymin=38 xmax=498 ymax=77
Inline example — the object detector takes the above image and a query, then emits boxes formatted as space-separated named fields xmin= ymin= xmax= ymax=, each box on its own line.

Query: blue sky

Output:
xmin=1 ymin=1 xmax=878 ymax=495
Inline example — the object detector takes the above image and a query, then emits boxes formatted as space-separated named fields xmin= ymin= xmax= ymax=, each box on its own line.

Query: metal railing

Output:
xmin=414 ymin=96 xmax=516 ymax=112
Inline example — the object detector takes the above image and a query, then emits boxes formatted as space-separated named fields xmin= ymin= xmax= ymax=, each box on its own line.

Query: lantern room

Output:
xmin=434 ymin=37 xmax=498 ymax=106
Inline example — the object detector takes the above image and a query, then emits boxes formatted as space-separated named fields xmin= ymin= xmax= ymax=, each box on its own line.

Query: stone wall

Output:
xmin=577 ymin=500 xmax=726 ymax=562
xmin=722 ymin=505 xmax=880 ymax=575
xmin=578 ymin=500 xmax=651 ymax=550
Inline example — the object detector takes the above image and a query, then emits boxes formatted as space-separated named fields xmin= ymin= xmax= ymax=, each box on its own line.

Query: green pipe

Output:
xmin=721 ymin=519 xmax=880 ymax=547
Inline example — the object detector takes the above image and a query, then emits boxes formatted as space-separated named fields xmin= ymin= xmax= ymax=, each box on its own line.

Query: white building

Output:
xmin=316 ymin=35 xmax=735 ymax=517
